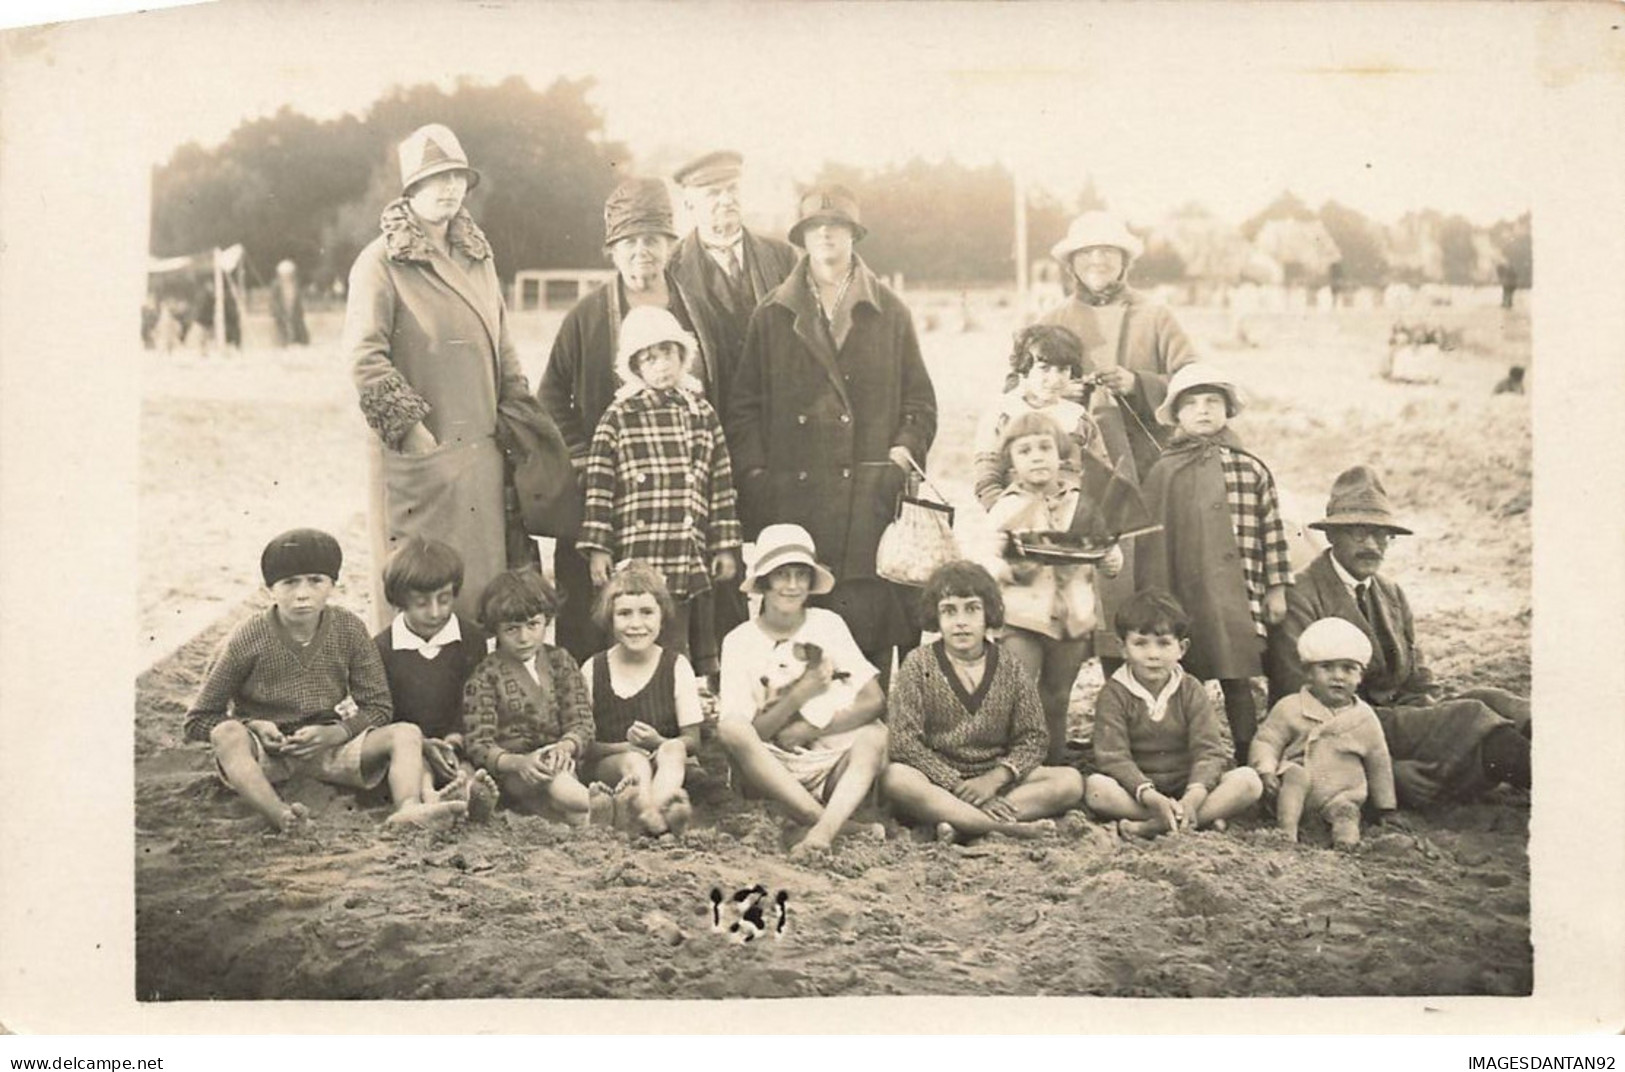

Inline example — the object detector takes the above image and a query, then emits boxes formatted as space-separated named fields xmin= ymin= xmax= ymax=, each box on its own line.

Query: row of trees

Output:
xmin=152 ymin=77 xmax=1531 ymax=293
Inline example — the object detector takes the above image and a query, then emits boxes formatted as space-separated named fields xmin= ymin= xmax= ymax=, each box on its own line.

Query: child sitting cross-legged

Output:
xmin=373 ymin=536 xmax=500 ymax=821
xmin=1084 ymin=588 xmax=1263 ymax=839
xmin=579 ymin=561 xmax=702 ymax=838
xmin=462 ymin=568 xmax=612 ymax=827
xmin=881 ymin=561 xmax=1085 ymax=844
xmin=1250 ymin=616 xmax=1398 ymax=849
xmin=184 ymin=528 xmax=468 ymax=834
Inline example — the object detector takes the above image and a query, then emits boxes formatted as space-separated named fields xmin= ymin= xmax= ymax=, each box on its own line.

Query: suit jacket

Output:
xmin=1266 ymin=550 xmax=1436 ymax=708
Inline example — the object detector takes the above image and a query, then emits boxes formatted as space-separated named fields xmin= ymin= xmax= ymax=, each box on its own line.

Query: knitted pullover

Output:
xmin=887 ymin=640 xmax=1048 ymax=790
xmin=184 ymin=606 xmax=392 ymax=742
xmin=462 ymin=645 xmax=595 ymax=772
xmin=1092 ymin=669 xmax=1228 ymax=796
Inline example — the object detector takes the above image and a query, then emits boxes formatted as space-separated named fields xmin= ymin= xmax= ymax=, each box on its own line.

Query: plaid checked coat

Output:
xmin=1136 ymin=427 xmax=1292 ymax=680
xmin=577 ymin=383 xmax=742 ymax=601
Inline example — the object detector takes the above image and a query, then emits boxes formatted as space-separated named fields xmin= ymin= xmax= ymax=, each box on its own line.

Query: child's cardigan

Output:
xmin=1251 ymin=688 xmax=1398 ymax=811
xmin=462 ymin=645 xmax=595 ymax=772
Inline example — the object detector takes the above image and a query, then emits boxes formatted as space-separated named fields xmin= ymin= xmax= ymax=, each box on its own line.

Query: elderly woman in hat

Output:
xmin=1038 ymin=210 xmax=1198 ymax=677
xmin=343 ymin=124 xmax=532 ymax=628
xmin=539 ymin=177 xmax=714 ymax=664
xmin=728 ymin=184 xmax=938 ymax=678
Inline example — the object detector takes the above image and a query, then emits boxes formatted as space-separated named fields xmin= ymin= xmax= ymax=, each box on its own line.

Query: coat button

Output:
xmin=841 ymin=468 xmax=851 ymax=479
xmin=839 ymin=413 xmax=850 ymax=423
xmin=798 ymin=471 xmax=808 ymax=481
xmin=797 ymin=415 xmax=808 ymax=425
xmin=636 ymin=473 xmax=648 ymax=484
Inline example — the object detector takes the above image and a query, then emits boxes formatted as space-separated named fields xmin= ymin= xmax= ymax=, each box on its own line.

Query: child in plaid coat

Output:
xmin=579 ymin=307 xmax=743 ymax=661
xmin=1136 ymin=364 xmax=1292 ymax=767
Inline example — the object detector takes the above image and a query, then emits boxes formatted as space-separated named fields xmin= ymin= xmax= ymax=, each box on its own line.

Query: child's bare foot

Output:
xmin=788 ymin=827 xmax=835 ymax=859
xmin=610 ymin=781 xmax=643 ymax=833
xmin=272 ymin=802 xmax=310 ymax=835
xmin=1117 ymin=818 xmax=1162 ymax=840
xmin=1005 ymin=818 xmax=1057 ymax=840
xmin=635 ymin=806 xmax=670 ymax=838
xmin=1208 ymin=818 xmax=1228 ymax=833
xmin=840 ymin=820 xmax=886 ymax=842
xmin=386 ymin=800 xmax=467 ymax=831
xmin=428 ymin=769 xmax=470 ymax=804
xmin=587 ymin=784 xmax=616 ymax=828
xmin=935 ymin=821 xmax=958 ymax=844
xmin=660 ymin=790 xmax=693 ymax=837
xmin=467 ymin=770 xmax=500 ymax=822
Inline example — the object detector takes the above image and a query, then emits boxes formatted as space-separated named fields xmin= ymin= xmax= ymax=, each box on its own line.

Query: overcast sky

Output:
xmin=10 ymin=0 xmax=1566 ymax=226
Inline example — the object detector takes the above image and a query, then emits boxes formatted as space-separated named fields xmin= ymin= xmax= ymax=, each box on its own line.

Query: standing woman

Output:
xmin=345 ymin=124 xmax=532 ymax=628
xmin=1039 ymin=210 xmax=1196 ymax=673
xmin=729 ymin=185 xmax=938 ymax=679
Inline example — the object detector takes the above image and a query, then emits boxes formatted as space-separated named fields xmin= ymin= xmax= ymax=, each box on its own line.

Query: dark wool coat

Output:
xmin=1265 ymin=550 xmax=1514 ymax=798
xmin=669 ymin=229 xmax=800 ymax=431
xmin=344 ymin=200 xmax=530 ymax=628
xmin=727 ymin=256 xmax=938 ymax=580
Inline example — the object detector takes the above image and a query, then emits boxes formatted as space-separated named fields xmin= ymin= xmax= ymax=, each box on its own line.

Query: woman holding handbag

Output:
xmin=728 ymin=184 xmax=939 ymax=682
xmin=344 ymin=124 xmax=533 ymax=628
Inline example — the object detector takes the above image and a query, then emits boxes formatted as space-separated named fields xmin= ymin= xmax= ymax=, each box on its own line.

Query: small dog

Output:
xmin=754 ymin=640 xmax=857 ymax=735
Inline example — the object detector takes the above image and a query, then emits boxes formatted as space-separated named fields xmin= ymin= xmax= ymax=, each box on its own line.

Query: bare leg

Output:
xmin=367 ymin=724 xmax=467 ymax=830
xmin=882 ymin=763 xmax=1056 ymax=842
xmin=1325 ymin=795 xmax=1364 ymax=850
xmin=1083 ymin=772 xmax=1167 ymax=839
xmin=1194 ymin=767 xmax=1263 ymax=828
xmin=210 ymin=721 xmax=305 ymax=833
xmin=716 ymin=719 xmax=825 ymax=826
xmin=648 ymin=739 xmax=692 ymax=835
xmin=593 ymin=751 xmax=662 ymax=835
xmin=1003 ymin=629 xmax=1089 ymax=765
xmin=1002 ymin=765 xmax=1085 ymax=820
xmin=1275 ymin=764 xmax=1310 ymax=842
xmin=791 ymin=723 xmax=888 ymax=857
xmin=545 ymin=769 xmax=594 ymax=826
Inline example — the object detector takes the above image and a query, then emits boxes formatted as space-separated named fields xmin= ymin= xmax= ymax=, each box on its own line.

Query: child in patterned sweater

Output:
xmin=1084 ymin=588 xmax=1263 ymax=839
xmin=462 ymin=568 xmax=611 ymax=826
xmin=881 ymin=561 xmax=1084 ymax=843
xmin=185 ymin=528 xmax=466 ymax=834
xmin=372 ymin=536 xmax=499 ymax=821
xmin=1251 ymin=616 xmax=1398 ymax=849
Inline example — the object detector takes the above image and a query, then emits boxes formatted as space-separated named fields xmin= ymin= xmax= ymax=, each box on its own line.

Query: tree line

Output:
xmin=151 ymin=76 xmax=1532 ymax=293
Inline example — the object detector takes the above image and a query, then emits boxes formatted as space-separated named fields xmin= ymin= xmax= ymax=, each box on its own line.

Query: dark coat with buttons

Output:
xmin=727 ymin=255 xmax=937 ymax=580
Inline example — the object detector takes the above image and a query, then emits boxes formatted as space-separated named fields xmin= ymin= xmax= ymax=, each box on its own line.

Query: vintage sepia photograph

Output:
xmin=3 ymin=0 xmax=1624 ymax=1036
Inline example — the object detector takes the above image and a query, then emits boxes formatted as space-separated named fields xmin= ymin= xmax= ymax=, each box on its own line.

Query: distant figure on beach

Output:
xmin=344 ymin=123 xmax=532 ymax=629
xmin=271 ymin=259 xmax=310 ymax=347
xmin=183 ymin=528 xmax=468 ymax=834
xmin=1497 ymin=263 xmax=1519 ymax=310
xmin=1267 ymin=467 xmax=1531 ymax=807
xmin=1493 ymin=365 xmax=1526 ymax=395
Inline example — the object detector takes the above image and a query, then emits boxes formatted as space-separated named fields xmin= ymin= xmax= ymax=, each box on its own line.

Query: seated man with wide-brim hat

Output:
xmin=1265 ymin=466 xmax=1530 ymax=808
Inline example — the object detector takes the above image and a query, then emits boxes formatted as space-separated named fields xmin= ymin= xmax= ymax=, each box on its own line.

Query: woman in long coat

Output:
xmin=344 ymin=124 xmax=531 ymax=627
xmin=1038 ymin=211 xmax=1196 ymax=668
xmin=728 ymin=185 xmax=937 ymax=676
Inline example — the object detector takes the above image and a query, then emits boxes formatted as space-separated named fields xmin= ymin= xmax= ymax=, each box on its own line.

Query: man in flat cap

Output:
xmin=1266 ymin=466 xmax=1531 ymax=808
xmin=668 ymin=152 xmax=799 ymax=676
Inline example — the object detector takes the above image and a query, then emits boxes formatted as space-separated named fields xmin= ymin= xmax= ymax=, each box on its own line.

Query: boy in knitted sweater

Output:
xmin=1251 ymin=616 xmax=1398 ymax=849
xmin=373 ymin=537 xmax=499 ymax=821
xmin=881 ymin=561 xmax=1084 ymax=843
xmin=462 ymin=568 xmax=611 ymax=826
xmin=1084 ymin=588 xmax=1263 ymax=839
xmin=184 ymin=529 xmax=468 ymax=834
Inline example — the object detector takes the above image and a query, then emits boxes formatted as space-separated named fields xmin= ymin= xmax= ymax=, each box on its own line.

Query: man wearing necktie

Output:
xmin=668 ymin=151 xmax=800 ymax=683
xmin=1266 ymin=466 xmax=1530 ymax=808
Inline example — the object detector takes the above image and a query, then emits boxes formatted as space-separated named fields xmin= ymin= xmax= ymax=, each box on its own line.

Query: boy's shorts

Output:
xmin=215 ymin=724 xmax=386 ymax=791
xmin=763 ymin=742 xmax=847 ymax=803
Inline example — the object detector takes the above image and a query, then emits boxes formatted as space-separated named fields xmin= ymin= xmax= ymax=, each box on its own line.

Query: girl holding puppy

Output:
xmin=579 ymin=562 xmax=701 ymax=837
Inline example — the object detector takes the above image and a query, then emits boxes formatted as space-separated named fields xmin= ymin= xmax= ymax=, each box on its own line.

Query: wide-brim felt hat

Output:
xmin=604 ymin=177 xmax=678 ymax=247
xmin=789 ymin=184 xmax=868 ymax=247
xmin=740 ymin=524 xmax=836 ymax=595
xmin=673 ymin=150 xmax=743 ymax=188
xmin=1050 ymin=210 xmax=1144 ymax=264
xmin=1155 ymin=362 xmax=1246 ymax=426
xmin=1307 ymin=465 xmax=1414 ymax=535
xmin=398 ymin=124 xmax=481 ymax=195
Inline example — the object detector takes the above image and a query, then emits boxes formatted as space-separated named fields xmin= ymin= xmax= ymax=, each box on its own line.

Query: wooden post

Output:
xmin=1013 ymin=168 xmax=1029 ymax=315
xmin=212 ymin=248 xmax=225 ymax=353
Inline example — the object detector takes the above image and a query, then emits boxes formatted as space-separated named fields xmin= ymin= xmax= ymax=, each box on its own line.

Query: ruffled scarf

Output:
xmin=380 ymin=198 xmax=493 ymax=263
xmin=1074 ymin=280 xmax=1126 ymax=307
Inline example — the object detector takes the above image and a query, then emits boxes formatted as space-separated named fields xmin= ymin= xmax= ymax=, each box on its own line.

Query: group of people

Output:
xmin=182 ymin=124 xmax=1531 ymax=857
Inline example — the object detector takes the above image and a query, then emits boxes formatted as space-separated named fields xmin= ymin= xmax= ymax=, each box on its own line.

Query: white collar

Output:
xmin=701 ymin=232 xmax=744 ymax=255
xmin=390 ymin=613 xmax=462 ymax=659
xmin=1328 ymin=551 xmax=1365 ymax=596
xmin=1111 ymin=663 xmax=1184 ymax=723
xmin=522 ymin=652 xmax=542 ymax=684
